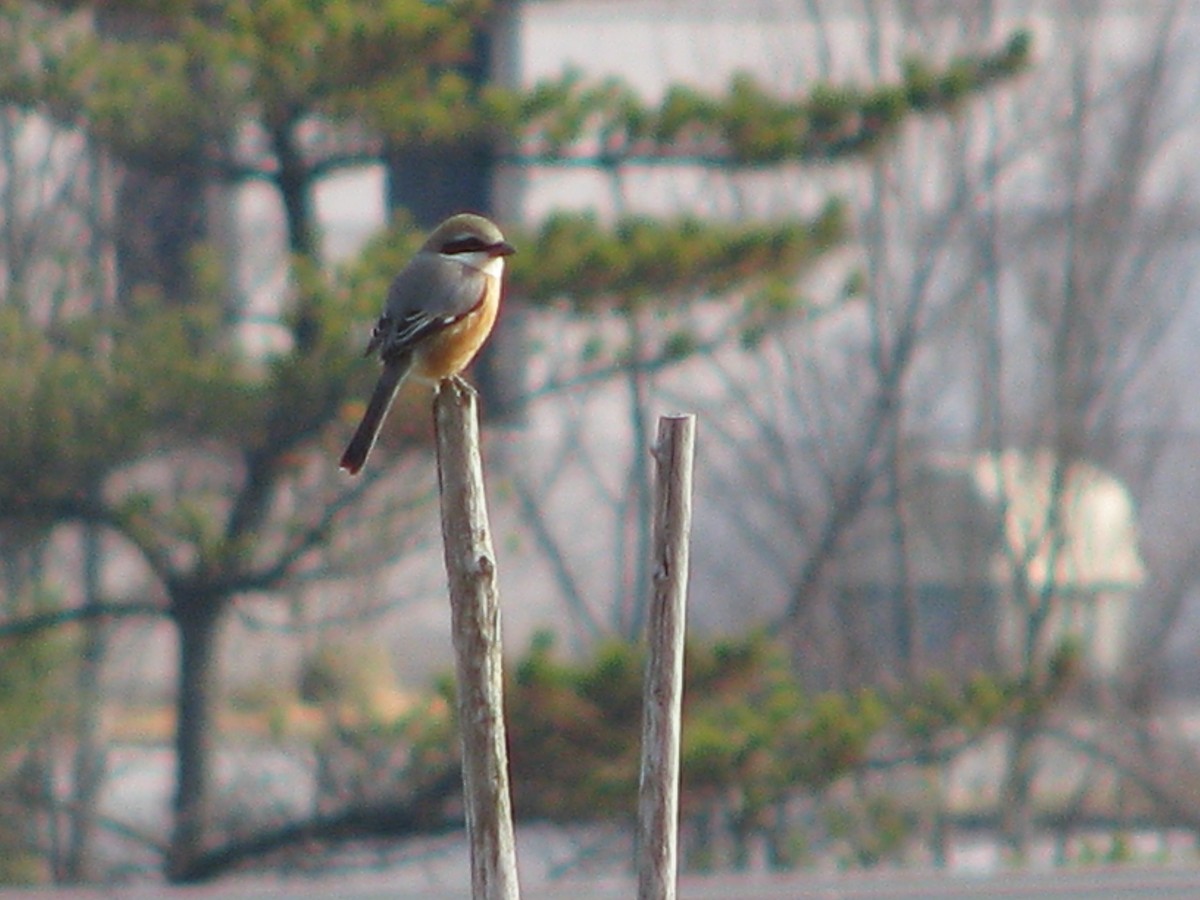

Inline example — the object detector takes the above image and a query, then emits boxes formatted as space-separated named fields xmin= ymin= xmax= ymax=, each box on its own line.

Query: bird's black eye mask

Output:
xmin=442 ymin=235 xmax=493 ymax=254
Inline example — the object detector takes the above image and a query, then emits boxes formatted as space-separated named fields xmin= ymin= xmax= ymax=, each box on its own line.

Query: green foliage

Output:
xmin=1 ymin=292 xmax=255 ymax=510
xmin=681 ymin=635 xmax=884 ymax=817
xmin=3 ymin=0 xmax=488 ymax=167
xmin=0 ymin=613 xmax=71 ymax=884
xmin=506 ymin=205 xmax=844 ymax=308
xmin=828 ymin=793 xmax=914 ymax=868
xmin=2 ymin=4 xmax=1032 ymax=179
xmin=296 ymin=641 xmax=399 ymax=719
xmin=886 ymin=670 xmax=1027 ymax=745
xmin=0 ymin=625 xmax=69 ymax=766
xmin=0 ymin=245 xmax=373 ymax=591
xmin=307 ymin=684 xmax=458 ymax=811
xmin=0 ymin=306 xmax=152 ymax=509
xmin=498 ymin=631 xmax=1053 ymax=837
xmin=662 ymin=329 xmax=698 ymax=362
xmin=281 ymin=628 xmax=1068 ymax=870
xmin=505 ymin=632 xmax=882 ymax=822
xmin=904 ymin=29 xmax=1031 ymax=111
xmin=508 ymin=31 xmax=1032 ymax=164
xmin=507 ymin=635 xmax=644 ymax=819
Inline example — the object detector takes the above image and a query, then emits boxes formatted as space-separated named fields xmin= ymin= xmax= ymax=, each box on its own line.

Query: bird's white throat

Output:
xmin=448 ymin=250 xmax=506 ymax=277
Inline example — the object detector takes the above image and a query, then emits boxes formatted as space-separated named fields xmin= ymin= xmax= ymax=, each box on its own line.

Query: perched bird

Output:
xmin=339 ymin=213 xmax=515 ymax=474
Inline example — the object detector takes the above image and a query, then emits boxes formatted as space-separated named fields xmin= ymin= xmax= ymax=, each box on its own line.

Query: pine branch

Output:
xmin=0 ymin=601 xmax=165 ymax=639
xmin=507 ymin=204 xmax=845 ymax=308
xmin=501 ymin=30 xmax=1032 ymax=167
xmin=1 ymin=11 xmax=1031 ymax=183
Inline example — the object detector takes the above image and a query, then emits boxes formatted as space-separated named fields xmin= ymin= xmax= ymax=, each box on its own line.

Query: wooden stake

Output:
xmin=433 ymin=377 xmax=520 ymax=900
xmin=636 ymin=414 xmax=696 ymax=900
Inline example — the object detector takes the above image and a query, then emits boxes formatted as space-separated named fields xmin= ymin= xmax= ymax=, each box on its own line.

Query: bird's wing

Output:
xmin=365 ymin=254 xmax=488 ymax=360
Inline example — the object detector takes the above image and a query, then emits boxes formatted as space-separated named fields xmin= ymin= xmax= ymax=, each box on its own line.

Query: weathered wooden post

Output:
xmin=433 ymin=378 xmax=520 ymax=900
xmin=636 ymin=414 xmax=696 ymax=900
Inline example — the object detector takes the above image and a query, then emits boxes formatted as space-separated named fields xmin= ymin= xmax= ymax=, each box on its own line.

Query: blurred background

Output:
xmin=3 ymin=0 xmax=1200 ymax=892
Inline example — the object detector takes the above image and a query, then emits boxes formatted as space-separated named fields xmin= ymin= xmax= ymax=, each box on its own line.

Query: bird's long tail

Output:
xmin=339 ymin=355 xmax=413 ymax=474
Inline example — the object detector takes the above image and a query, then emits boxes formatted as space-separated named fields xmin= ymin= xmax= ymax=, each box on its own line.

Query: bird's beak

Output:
xmin=492 ymin=240 xmax=517 ymax=258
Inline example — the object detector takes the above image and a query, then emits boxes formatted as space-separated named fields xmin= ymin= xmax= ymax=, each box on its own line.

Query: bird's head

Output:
xmin=424 ymin=213 xmax=516 ymax=273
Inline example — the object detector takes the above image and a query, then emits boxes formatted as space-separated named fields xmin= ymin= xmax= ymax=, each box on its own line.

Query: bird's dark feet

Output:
xmin=438 ymin=374 xmax=477 ymax=398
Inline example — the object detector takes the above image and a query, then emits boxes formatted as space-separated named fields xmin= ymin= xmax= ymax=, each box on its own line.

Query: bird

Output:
xmin=339 ymin=213 xmax=516 ymax=474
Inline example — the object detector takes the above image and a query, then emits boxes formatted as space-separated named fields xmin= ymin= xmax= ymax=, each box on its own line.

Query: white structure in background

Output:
xmin=815 ymin=448 xmax=1144 ymax=685
xmin=975 ymin=450 xmax=1144 ymax=679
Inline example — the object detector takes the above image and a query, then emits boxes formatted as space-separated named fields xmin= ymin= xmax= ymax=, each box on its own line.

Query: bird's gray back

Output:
xmin=386 ymin=252 xmax=487 ymax=320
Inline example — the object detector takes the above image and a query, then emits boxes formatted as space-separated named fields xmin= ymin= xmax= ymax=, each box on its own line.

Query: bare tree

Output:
xmin=969 ymin=1 xmax=1200 ymax=855
xmin=609 ymin=0 xmax=1200 ymax=860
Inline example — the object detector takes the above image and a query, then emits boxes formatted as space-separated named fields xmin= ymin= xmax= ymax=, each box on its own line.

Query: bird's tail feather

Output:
xmin=339 ymin=355 xmax=412 ymax=474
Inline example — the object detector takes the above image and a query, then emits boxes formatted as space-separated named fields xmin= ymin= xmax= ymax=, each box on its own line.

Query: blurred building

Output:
xmin=829 ymin=449 xmax=1144 ymax=686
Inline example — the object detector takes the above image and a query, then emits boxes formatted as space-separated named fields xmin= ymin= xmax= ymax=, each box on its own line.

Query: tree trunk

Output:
xmin=111 ymin=165 xmax=209 ymax=306
xmin=167 ymin=594 xmax=223 ymax=882
xmin=999 ymin=711 xmax=1039 ymax=860
xmin=97 ymin=4 xmax=207 ymax=307
xmin=64 ymin=518 xmax=106 ymax=882
xmin=273 ymin=121 xmax=317 ymax=262
xmin=384 ymin=7 xmax=530 ymax=421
